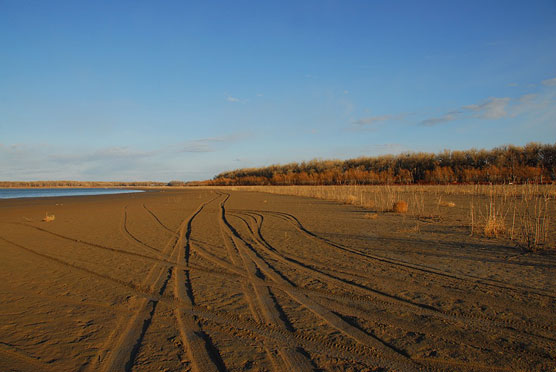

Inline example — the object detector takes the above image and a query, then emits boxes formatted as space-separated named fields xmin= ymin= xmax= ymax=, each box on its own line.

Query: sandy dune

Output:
xmin=0 ymin=189 xmax=554 ymax=371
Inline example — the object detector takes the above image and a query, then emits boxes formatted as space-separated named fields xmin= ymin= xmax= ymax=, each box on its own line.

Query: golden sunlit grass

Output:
xmin=483 ymin=216 xmax=506 ymax=237
xmin=439 ymin=200 xmax=456 ymax=207
xmin=200 ymin=183 xmax=555 ymax=252
xmin=468 ymin=186 xmax=552 ymax=250
xmin=363 ymin=212 xmax=378 ymax=219
xmin=42 ymin=213 xmax=55 ymax=222
xmin=392 ymin=200 xmax=408 ymax=213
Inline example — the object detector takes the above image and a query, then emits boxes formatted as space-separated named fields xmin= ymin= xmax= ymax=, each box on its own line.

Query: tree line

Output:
xmin=207 ymin=143 xmax=556 ymax=186
xmin=0 ymin=181 xmax=166 ymax=188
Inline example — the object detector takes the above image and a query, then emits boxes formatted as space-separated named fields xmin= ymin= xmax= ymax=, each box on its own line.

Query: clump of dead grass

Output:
xmin=483 ymin=215 xmax=506 ymax=237
xmin=392 ymin=200 xmax=408 ymax=213
xmin=345 ymin=194 xmax=358 ymax=205
xmin=42 ymin=213 xmax=55 ymax=222
xmin=439 ymin=201 xmax=456 ymax=207
xmin=470 ymin=187 xmax=552 ymax=251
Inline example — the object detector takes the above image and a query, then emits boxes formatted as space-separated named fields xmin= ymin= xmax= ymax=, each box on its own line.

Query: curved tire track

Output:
xmin=241 ymin=209 xmax=555 ymax=299
xmin=220 ymin=194 xmax=420 ymax=372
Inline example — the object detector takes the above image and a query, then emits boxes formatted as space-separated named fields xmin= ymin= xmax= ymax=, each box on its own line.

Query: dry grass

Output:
xmin=439 ymin=200 xmax=456 ymax=207
xmin=483 ymin=216 xmax=506 ymax=237
xmin=199 ymin=184 xmax=555 ymax=251
xmin=469 ymin=187 xmax=553 ymax=251
xmin=345 ymin=194 xmax=358 ymax=205
xmin=392 ymin=201 xmax=408 ymax=213
xmin=511 ymin=195 xmax=551 ymax=251
xmin=42 ymin=213 xmax=55 ymax=222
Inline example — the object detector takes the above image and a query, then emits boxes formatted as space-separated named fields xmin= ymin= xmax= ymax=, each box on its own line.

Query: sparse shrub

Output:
xmin=483 ymin=216 xmax=505 ymax=237
xmin=439 ymin=201 xmax=456 ymax=207
xmin=393 ymin=201 xmax=408 ymax=213
xmin=363 ymin=199 xmax=375 ymax=209
xmin=345 ymin=194 xmax=358 ymax=205
xmin=472 ymin=191 xmax=508 ymax=239
xmin=42 ymin=214 xmax=55 ymax=222
xmin=167 ymin=180 xmax=186 ymax=186
xmin=512 ymin=196 xmax=551 ymax=251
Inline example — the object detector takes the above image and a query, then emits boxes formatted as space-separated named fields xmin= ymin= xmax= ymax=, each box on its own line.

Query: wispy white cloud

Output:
xmin=462 ymin=97 xmax=511 ymax=119
xmin=541 ymin=77 xmax=556 ymax=86
xmin=421 ymin=113 xmax=459 ymax=126
xmin=226 ymin=94 xmax=250 ymax=104
xmin=510 ymin=92 xmax=554 ymax=117
xmin=518 ymin=93 xmax=537 ymax=103
xmin=419 ymin=76 xmax=556 ymax=127
xmin=0 ymin=132 xmax=251 ymax=181
xmin=179 ymin=134 xmax=246 ymax=153
xmin=361 ymin=143 xmax=409 ymax=155
xmin=49 ymin=147 xmax=155 ymax=163
xmin=421 ymin=97 xmax=510 ymax=125
xmin=353 ymin=115 xmax=393 ymax=126
xmin=181 ymin=138 xmax=222 ymax=153
xmin=0 ymin=143 xmax=159 ymax=181
xmin=350 ymin=113 xmax=407 ymax=131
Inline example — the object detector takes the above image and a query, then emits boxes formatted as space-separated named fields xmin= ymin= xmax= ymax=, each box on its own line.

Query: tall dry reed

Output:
xmin=201 ymin=184 xmax=555 ymax=251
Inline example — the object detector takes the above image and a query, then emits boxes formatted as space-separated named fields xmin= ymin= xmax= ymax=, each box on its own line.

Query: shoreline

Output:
xmin=0 ymin=188 xmax=554 ymax=371
xmin=0 ymin=188 xmax=147 ymax=201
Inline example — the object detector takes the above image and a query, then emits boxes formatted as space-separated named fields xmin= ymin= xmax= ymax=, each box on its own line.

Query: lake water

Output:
xmin=0 ymin=188 xmax=145 ymax=199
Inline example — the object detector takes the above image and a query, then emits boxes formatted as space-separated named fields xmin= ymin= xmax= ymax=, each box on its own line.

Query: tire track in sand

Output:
xmin=120 ymin=206 xmax=164 ymax=257
xmin=89 ymin=193 xmax=222 ymax=372
xmin=0 ymin=342 xmax=57 ymax=371
xmin=172 ymin=194 xmax=224 ymax=372
xmin=247 ymin=209 xmax=555 ymax=299
xmin=239 ymin=210 xmax=556 ymax=338
xmin=0 ymin=236 xmax=410 ymax=367
xmin=234 ymin=210 xmax=556 ymax=347
xmin=142 ymin=203 xmax=176 ymax=236
xmin=216 ymin=192 xmax=315 ymax=372
xmin=221 ymin=207 xmax=419 ymax=372
xmin=11 ymin=222 xmax=240 ymax=284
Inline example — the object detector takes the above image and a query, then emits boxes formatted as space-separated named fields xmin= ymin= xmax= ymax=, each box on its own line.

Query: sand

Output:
xmin=0 ymin=189 xmax=554 ymax=371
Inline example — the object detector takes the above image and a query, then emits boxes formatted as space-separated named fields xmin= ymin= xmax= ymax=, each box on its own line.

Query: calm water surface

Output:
xmin=0 ymin=188 xmax=144 ymax=199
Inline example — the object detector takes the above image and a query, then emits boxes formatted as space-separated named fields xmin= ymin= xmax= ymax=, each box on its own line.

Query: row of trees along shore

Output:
xmin=207 ymin=143 xmax=556 ymax=186
xmin=0 ymin=181 xmax=165 ymax=188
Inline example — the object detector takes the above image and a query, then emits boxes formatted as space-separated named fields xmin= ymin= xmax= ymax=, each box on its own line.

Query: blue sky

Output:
xmin=1 ymin=0 xmax=555 ymax=181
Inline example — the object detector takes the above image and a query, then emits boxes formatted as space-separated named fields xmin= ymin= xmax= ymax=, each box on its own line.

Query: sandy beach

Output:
xmin=0 ymin=189 xmax=554 ymax=371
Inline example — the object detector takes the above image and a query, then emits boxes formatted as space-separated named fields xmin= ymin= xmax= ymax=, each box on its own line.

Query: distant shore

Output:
xmin=0 ymin=182 xmax=166 ymax=189
xmin=0 ymin=186 xmax=158 ymax=189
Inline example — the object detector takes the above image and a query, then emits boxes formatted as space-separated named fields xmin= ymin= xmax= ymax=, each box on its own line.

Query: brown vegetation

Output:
xmin=202 ymin=184 xmax=555 ymax=252
xmin=42 ymin=214 xmax=55 ymax=222
xmin=392 ymin=200 xmax=408 ymax=213
xmin=438 ymin=200 xmax=456 ymax=207
xmin=0 ymin=181 xmax=165 ymax=188
xmin=363 ymin=212 xmax=378 ymax=219
xmin=206 ymin=143 xmax=556 ymax=186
